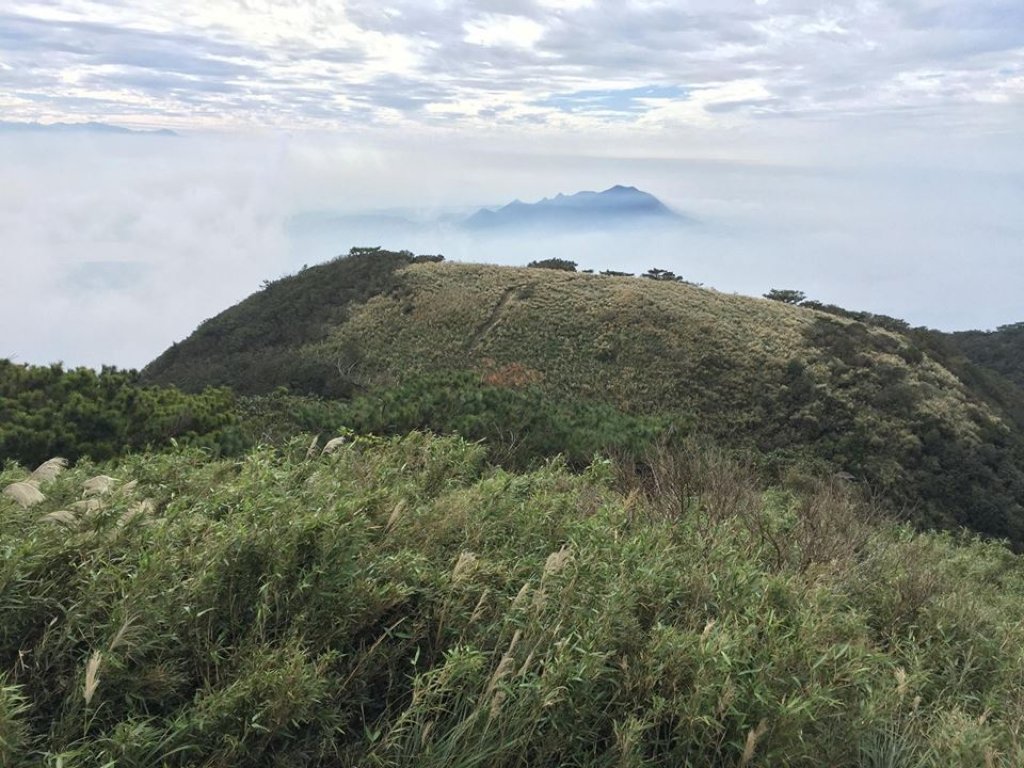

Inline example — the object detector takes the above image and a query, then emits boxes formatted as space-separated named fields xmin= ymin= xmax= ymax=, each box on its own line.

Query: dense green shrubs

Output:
xmin=949 ymin=322 xmax=1024 ymax=390
xmin=0 ymin=362 xmax=668 ymax=473
xmin=329 ymin=372 xmax=670 ymax=469
xmin=3 ymin=434 xmax=1024 ymax=765
xmin=768 ymin=319 xmax=1024 ymax=546
xmin=0 ymin=360 xmax=244 ymax=466
xmin=527 ymin=258 xmax=578 ymax=272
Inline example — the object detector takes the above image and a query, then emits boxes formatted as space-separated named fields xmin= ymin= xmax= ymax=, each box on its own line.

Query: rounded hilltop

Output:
xmin=143 ymin=247 xmax=1024 ymax=547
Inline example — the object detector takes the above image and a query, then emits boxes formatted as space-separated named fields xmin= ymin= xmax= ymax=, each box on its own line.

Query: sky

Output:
xmin=1 ymin=0 xmax=1023 ymax=369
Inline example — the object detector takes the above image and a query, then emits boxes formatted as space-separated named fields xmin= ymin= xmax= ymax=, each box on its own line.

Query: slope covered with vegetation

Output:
xmin=142 ymin=250 xmax=1024 ymax=546
xmin=949 ymin=322 xmax=1024 ymax=390
xmin=143 ymin=248 xmax=429 ymax=397
xmin=0 ymin=361 xmax=667 ymax=474
xmin=4 ymin=433 xmax=1024 ymax=766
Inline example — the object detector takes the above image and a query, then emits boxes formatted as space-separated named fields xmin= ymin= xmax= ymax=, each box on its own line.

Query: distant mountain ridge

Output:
xmin=463 ymin=185 xmax=686 ymax=230
xmin=0 ymin=121 xmax=177 ymax=137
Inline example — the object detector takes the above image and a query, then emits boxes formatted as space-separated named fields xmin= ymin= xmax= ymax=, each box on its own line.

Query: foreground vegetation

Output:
xmin=3 ymin=433 xmax=1024 ymax=766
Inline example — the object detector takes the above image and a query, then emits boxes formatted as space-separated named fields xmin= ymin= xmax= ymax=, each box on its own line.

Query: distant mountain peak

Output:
xmin=463 ymin=185 xmax=686 ymax=231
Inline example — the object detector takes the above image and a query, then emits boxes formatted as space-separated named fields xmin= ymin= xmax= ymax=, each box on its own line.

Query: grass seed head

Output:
xmin=895 ymin=667 xmax=909 ymax=699
xmin=452 ymin=551 xmax=479 ymax=583
xmin=486 ymin=629 xmax=522 ymax=695
xmin=3 ymin=481 xmax=45 ymax=508
xmin=511 ymin=581 xmax=532 ymax=610
xmin=72 ymin=498 xmax=104 ymax=515
xmin=542 ymin=546 xmax=573 ymax=582
xmin=40 ymin=510 xmax=77 ymax=526
xmin=386 ymin=500 xmax=405 ymax=532
xmin=83 ymin=652 xmax=102 ymax=705
xmin=109 ymin=616 xmax=135 ymax=652
xmin=740 ymin=719 xmax=769 ymax=766
xmin=83 ymin=475 xmax=117 ymax=497
xmin=30 ymin=457 xmax=68 ymax=484
xmin=321 ymin=436 xmax=348 ymax=455
xmin=470 ymin=589 xmax=490 ymax=623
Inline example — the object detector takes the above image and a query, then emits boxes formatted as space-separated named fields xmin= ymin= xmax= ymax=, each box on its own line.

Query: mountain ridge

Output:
xmin=0 ymin=120 xmax=178 ymax=136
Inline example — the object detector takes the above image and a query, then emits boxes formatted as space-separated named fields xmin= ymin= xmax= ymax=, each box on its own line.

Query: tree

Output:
xmin=527 ymin=258 xmax=577 ymax=272
xmin=642 ymin=268 xmax=684 ymax=282
xmin=764 ymin=289 xmax=807 ymax=305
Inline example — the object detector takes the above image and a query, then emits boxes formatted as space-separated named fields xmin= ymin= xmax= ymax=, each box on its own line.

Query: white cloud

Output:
xmin=0 ymin=133 xmax=292 ymax=368
xmin=463 ymin=14 xmax=545 ymax=49
xmin=1 ymin=0 xmax=1022 ymax=134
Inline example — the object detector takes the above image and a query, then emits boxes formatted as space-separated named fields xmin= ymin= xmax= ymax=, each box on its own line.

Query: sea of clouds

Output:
xmin=2 ymin=128 xmax=1022 ymax=369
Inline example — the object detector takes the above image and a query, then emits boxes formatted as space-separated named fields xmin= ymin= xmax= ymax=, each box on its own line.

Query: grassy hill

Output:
xmin=142 ymin=250 xmax=1024 ymax=545
xmin=4 ymin=434 xmax=1024 ymax=766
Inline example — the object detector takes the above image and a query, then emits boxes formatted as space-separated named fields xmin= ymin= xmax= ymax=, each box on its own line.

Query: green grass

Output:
xmin=3 ymin=433 xmax=1024 ymax=765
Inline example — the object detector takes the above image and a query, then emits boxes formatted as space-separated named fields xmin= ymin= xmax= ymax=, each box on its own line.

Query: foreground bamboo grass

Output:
xmin=2 ymin=433 xmax=1024 ymax=766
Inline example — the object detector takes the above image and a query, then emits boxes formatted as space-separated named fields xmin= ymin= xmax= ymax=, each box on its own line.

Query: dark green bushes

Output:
xmin=0 ymin=360 xmax=243 ymax=466
xmin=527 ymin=258 xmax=577 ymax=271
xmin=329 ymin=372 xmax=670 ymax=469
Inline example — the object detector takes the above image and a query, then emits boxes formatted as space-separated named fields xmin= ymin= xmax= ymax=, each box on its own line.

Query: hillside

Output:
xmin=948 ymin=323 xmax=1024 ymax=389
xmin=143 ymin=250 xmax=1024 ymax=545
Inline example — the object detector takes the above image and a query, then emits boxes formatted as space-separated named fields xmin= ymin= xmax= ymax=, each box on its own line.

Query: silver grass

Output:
xmin=118 ymin=499 xmax=155 ymax=527
xmin=30 ymin=457 xmax=68 ymax=484
xmin=83 ymin=651 xmax=102 ymax=705
xmin=542 ymin=546 xmax=573 ymax=581
xmin=321 ymin=436 xmax=348 ymax=455
xmin=3 ymin=481 xmax=45 ymax=508
xmin=108 ymin=616 xmax=135 ymax=652
xmin=451 ymin=551 xmax=478 ymax=583
xmin=40 ymin=510 xmax=77 ymax=526
xmin=83 ymin=475 xmax=117 ymax=497
xmin=72 ymin=498 xmax=103 ymax=514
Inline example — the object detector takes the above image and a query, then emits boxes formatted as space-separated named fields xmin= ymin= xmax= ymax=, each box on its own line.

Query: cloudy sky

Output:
xmin=1 ymin=1 xmax=1023 ymax=368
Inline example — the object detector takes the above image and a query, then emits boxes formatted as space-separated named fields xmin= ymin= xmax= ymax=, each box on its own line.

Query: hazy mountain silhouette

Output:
xmin=462 ymin=185 xmax=687 ymax=231
xmin=0 ymin=121 xmax=177 ymax=137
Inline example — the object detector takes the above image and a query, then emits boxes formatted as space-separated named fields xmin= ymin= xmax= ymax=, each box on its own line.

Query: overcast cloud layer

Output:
xmin=3 ymin=0 xmax=1023 ymax=131
xmin=1 ymin=1 xmax=1022 ymax=368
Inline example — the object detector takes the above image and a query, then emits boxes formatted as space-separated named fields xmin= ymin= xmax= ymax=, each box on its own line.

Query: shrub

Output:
xmin=527 ymin=258 xmax=577 ymax=272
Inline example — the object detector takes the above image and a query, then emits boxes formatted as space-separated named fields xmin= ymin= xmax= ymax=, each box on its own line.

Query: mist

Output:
xmin=2 ymin=127 xmax=1023 ymax=370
